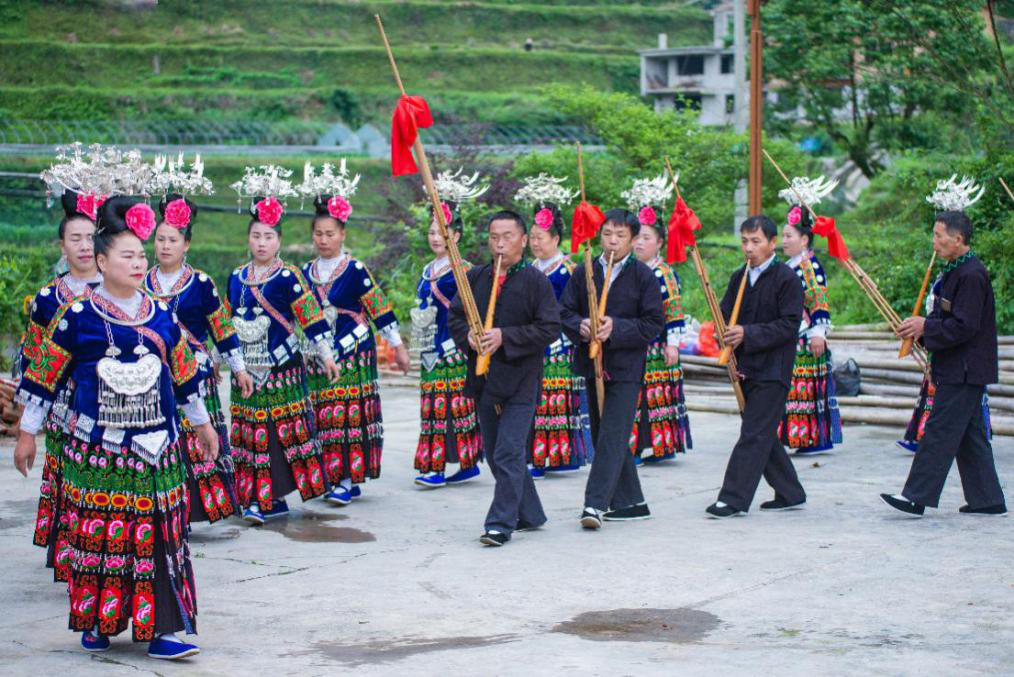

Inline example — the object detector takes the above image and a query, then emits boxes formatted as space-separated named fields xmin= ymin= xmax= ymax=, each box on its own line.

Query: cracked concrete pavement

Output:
xmin=0 ymin=382 xmax=1012 ymax=676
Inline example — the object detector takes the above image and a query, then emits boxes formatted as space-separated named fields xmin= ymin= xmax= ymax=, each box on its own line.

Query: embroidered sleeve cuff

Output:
xmin=378 ymin=323 xmax=403 ymax=347
xmin=19 ymin=401 xmax=48 ymax=435
xmin=806 ymin=324 xmax=829 ymax=338
xmin=314 ymin=339 xmax=335 ymax=363
xmin=224 ymin=351 xmax=247 ymax=374
xmin=181 ymin=399 xmax=210 ymax=427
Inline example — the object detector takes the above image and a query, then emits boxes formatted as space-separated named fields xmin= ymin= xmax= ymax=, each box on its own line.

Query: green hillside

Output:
xmin=0 ymin=0 xmax=711 ymax=125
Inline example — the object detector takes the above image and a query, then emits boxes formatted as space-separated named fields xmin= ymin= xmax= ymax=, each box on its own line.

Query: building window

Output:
xmin=726 ymin=94 xmax=735 ymax=114
xmin=675 ymin=92 xmax=702 ymax=111
xmin=721 ymin=54 xmax=734 ymax=74
xmin=676 ymin=55 xmax=704 ymax=76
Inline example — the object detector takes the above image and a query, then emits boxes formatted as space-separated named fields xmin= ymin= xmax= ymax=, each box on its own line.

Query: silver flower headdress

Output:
xmin=621 ymin=174 xmax=672 ymax=211
xmin=514 ymin=173 xmax=579 ymax=208
xmin=230 ymin=164 xmax=298 ymax=209
xmin=297 ymin=159 xmax=361 ymax=202
xmin=778 ymin=175 xmax=838 ymax=208
xmin=149 ymin=152 xmax=213 ymax=197
xmin=430 ymin=167 xmax=489 ymax=204
xmin=925 ymin=175 xmax=985 ymax=212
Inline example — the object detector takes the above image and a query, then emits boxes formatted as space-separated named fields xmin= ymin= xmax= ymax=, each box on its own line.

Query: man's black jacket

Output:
xmin=560 ymin=255 xmax=664 ymax=383
xmin=449 ymin=261 xmax=561 ymax=404
xmin=720 ymin=259 xmax=803 ymax=388
xmin=921 ymin=255 xmax=998 ymax=386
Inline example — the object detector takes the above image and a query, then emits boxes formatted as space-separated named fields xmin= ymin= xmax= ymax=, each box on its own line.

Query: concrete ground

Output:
xmin=1 ymin=382 xmax=1012 ymax=676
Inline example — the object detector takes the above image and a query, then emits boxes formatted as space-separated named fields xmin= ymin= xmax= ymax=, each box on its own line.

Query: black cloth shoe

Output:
xmin=880 ymin=493 xmax=925 ymax=516
xmin=603 ymin=503 xmax=651 ymax=521
xmin=580 ymin=507 xmax=602 ymax=530
xmin=705 ymin=501 xmax=742 ymax=519
xmin=479 ymin=531 xmax=509 ymax=546
xmin=959 ymin=503 xmax=1008 ymax=515
xmin=516 ymin=519 xmax=544 ymax=532
xmin=759 ymin=496 xmax=806 ymax=511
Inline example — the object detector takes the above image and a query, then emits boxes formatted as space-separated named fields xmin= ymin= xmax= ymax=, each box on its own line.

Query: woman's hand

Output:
xmin=14 ymin=431 xmax=37 ymax=477
xmin=324 ymin=357 xmax=341 ymax=383
xmin=234 ymin=369 xmax=255 ymax=399
xmin=809 ymin=335 xmax=826 ymax=357
xmin=664 ymin=345 xmax=680 ymax=367
xmin=194 ymin=422 xmax=220 ymax=463
xmin=394 ymin=344 xmax=411 ymax=374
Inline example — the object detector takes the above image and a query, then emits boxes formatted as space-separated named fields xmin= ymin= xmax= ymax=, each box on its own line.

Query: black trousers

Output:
xmin=584 ymin=380 xmax=645 ymax=511
xmin=718 ymin=380 xmax=805 ymax=511
xmin=478 ymin=395 xmax=547 ymax=535
xmin=903 ymin=383 xmax=1005 ymax=509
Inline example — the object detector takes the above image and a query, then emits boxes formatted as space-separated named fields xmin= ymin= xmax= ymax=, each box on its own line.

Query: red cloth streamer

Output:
xmin=813 ymin=215 xmax=850 ymax=260
xmin=390 ymin=95 xmax=434 ymax=177
xmin=570 ymin=201 xmax=605 ymax=253
xmin=666 ymin=196 xmax=701 ymax=264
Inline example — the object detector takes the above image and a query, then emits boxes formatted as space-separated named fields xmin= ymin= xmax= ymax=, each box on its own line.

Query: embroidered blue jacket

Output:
xmin=144 ymin=264 xmax=242 ymax=363
xmin=302 ymin=257 xmax=399 ymax=362
xmin=17 ymin=294 xmax=205 ymax=458
xmin=227 ymin=262 xmax=332 ymax=368
xmin=416 ymin=261 xmax=469 ymax=359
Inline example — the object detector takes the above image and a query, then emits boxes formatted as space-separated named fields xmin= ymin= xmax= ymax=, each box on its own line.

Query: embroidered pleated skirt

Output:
xmin=179 ymin=370 xmax=237 ymax=523
xmin=230 ymin=359 xmax=328 ymax=511
xmin=414 ymin=352 xmax=481 ymax=473
xmin=632 ymin=341 xmax=692 ymax=460
xmin=307 ymin=349 xmax=384 ymax=484
xmin=779 ymin=339 xmax=842 ymax=452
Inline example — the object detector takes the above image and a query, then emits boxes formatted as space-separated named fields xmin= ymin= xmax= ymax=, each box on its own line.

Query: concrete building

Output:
xmin=638 ymin=3 xmax=738 ymax=126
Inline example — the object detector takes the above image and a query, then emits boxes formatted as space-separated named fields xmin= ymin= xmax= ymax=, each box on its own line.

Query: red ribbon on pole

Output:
xmin=570 ymin=201 xmax=605 ymax=253
xmin=666 ymin=196 xmax=701 ymax=264
xmin=813 ymin=215 xmax=850 ymax=260
xmin=390 ymin=95 xmax=433 ymax=177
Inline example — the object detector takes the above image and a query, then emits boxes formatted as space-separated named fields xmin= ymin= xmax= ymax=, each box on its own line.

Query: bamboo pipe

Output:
xmin=1000 ymin=177 xmax=1014 ymax=204
xmin=717 ymin=261 xmax=748 ymax=366
xmin=663 ymin=156 xmax=745 ymax=412
xmin=898 ymin=251 xmax=936 ymax=358
xmin=475 ymin=255 xmax=502 ymax=375
xmin=588 ymin=251 xmax=615 ymax=360
xmin=375 ymin=15 xmax=484 ymax=350
xmin=576 ymin=142 xmax=606 ymax=415
xmin=761 ymin=148 xmax=927 ymax=370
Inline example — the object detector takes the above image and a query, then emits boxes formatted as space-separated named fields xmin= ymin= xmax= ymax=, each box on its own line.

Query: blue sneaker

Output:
xmin=147 ymin=635 xmax=200 ymax=660
xmin=529 ymin=466 xmax=545 ymax=480
xmin=350 ymin=485 xmax=362 ymax=499
xmin=81 ymin=630 xmax=110 ymax=652
xmin=414 ymin=472 xmax=446 ymax=489
xmin=264 ymin=499 xmax=289 ymax=518
xmin=326 ymin=487 xmax=353 ymax=506
xmin=242 ymin=505 xmax=265 ymax=525
xmin=446 ymin=466 xmax=480 ymax=484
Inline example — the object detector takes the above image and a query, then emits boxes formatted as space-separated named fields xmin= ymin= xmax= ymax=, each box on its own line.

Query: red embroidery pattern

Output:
xmin=170 ymin=333 xmax=198 ymax=385
xmin=25 ymin=336 xmax=72 ymax=392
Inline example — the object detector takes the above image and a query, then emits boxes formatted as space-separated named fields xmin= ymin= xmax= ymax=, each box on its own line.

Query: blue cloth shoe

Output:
xmin=632 ymin=455 xmax=644 ymax=467
xmin=446 ymin=466 xmax=480 ymax=484
xmin=147 ymin=635 xmax=200 ymax=660
xmin=896 ymin=440 xmax=918 ymax=453
xmin=242 ymin=505 xmax=265 ymax=525
xmin=547 ymin=463 xmax=580 ymax=473
xmin=350 ymin=485 xmax=362 ymax=498
xmin=326 ymin=487 xmax=353 ymax=506
xmin=529 ymin=466 xmax=545 ymax=480
xmin=642 ymin=454 xmax=668 ymax=464
xmin=414 ymin=472 xmax=446 ymax=489
xmin=264 ymin=499 xmax=289 ymax=518
xmin=81 ymin=631 xmax=110 ymax=652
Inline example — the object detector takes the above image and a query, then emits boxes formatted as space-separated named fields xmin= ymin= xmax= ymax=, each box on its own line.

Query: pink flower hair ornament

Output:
xmin=256 ymin=196 xmax=284 ymax=227
xmin=638 ymin=206 xmax=657 ymax=227
xmin=327 ymin=195 xmax=352 ymax=223
xmin=534 ymin=207 xmax=555 ymax=230
xmin=438 ymin=202 xmax=453 ymax=226
xmin=124 ymin=203 xmax=156 ymax=241
xmin=162 ymin=198 xmax=192 ymax=230
xmin=787 ymin=205 xmax=802 ymax=226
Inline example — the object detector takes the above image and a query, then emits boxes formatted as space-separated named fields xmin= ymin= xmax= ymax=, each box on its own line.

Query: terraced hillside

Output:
xmin=0 ymin=0 xmax=711 ymax=125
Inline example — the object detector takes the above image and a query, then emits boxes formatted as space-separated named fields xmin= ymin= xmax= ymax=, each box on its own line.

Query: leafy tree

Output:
xmin=765 ymin=0 xmax=1006 ymax=177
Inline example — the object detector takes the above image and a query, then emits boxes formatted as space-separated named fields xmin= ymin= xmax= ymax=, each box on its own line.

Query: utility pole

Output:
xmin=733 ymin=0 xmax=748 ymax=230
xmin=748 ymin=0 xmax=763 ymax=214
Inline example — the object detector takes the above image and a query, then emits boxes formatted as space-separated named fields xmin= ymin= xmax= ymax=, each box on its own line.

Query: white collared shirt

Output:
xmin=598 ymin=252 xmax=631 ymax=285
xmin=748 ymin=253 xmax=776 ymax=287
